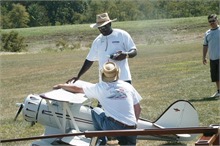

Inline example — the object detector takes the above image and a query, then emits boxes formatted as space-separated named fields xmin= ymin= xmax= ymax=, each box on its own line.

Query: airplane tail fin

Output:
xmin=154 ymin=100 xmax=199 ymax=141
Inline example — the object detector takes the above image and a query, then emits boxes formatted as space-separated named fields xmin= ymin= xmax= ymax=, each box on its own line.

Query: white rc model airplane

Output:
xmin=13 ymin=80 xmax=200 ymax=146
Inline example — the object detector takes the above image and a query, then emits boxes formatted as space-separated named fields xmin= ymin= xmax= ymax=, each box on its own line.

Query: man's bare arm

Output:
xmin=53 ymin=84 xmax=84 ymax=93
xmin=203 ymin=45 xmax=208 ymax=65
xmin=66 ymin=59 xmax=94 ymax=83
xmin=134 ymin=103 xmax=141 ymax=121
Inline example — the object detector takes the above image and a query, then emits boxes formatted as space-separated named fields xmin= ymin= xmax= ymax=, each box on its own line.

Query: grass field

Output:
xmin=0 ymin=16 xmax=219 ymax=146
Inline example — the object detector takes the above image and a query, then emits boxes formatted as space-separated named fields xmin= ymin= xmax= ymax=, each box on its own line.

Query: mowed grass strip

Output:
xmin=1 ymin=16 xmax=219 ymax=146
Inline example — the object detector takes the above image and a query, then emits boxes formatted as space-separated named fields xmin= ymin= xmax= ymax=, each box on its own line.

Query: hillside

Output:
xmin=1 ymin=16 xmax=209 ymax=53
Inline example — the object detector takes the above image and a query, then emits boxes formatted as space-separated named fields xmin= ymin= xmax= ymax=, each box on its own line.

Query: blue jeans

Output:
xmin=91 ymin=107 xmax=136 ymax=145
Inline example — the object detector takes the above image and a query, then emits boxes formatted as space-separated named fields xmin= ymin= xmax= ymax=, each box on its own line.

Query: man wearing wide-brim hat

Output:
xmin=54 ymin=61 xmax=142 ymax=145
xmin=67 ymin=12 xmax=138 ymax=84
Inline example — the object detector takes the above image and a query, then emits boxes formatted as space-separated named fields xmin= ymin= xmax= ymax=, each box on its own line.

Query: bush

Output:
xmin=55 ymin=38 xmax=81 ymax=51
xmin=1 ymin=31 xmax=26 ymax=52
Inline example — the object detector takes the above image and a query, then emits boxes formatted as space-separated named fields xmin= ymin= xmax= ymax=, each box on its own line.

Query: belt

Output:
xmin=108 ymin=117 xmax=137 ymax=129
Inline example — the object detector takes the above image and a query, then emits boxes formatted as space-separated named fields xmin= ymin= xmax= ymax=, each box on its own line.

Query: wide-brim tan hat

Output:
xmin=90 ymin=13 xmax=117 ymax=28
xmin=101 ymin=62 xmax=120 ymax=82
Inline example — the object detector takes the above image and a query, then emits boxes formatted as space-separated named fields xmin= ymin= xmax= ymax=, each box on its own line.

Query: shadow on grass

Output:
xmin=189 ymin=96 xmax=219 ymax=102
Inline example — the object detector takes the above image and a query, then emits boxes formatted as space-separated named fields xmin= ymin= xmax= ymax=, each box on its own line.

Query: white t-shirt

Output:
xmin=83 ymin=80 xmax=142 ymax=126
xmin=86 ymin=29 xmax=137 ymax=82
xmin=203 ymin=26 xmax=220 ymax=60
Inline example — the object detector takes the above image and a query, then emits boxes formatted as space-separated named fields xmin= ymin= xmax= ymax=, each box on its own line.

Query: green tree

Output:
xmin=85 ymin=0 xmax=103 ymax=23
xmin=1 ymin=0 xmax=219 ymax=28
xmin=0 ymin=2 xmax=12 ymax=29
xmin=137 ymin=0 xmax=154 ymax=19
xmin=42 ymin=1 xmax=88 ymax=25
xmin=115 ymin=0 xmax=142 ymax=21
xmin=8 ymin=3 xmax=30 ymax=28
xmin=28 ymin=3 xmax=49 ymax=27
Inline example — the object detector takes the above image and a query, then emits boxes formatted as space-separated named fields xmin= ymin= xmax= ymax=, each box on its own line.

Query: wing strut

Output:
xmin=44 ymin=98 xmax=80 ymax=133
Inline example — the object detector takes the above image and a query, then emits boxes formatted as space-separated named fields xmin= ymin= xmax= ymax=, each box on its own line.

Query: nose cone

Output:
xmin=22 ymin=95 xmax=42 ymax=122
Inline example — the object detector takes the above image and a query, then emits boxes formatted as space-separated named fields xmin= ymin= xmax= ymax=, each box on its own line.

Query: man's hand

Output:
xmin=53 ymin=84 xmax=62 ymax=89
xmin=110 ymin=51 xmax=127 ymax=61
xmin=203 ymin=58 xmax=207 ymax=65
xmin=66 ymin=76 xmax=79 ymax=84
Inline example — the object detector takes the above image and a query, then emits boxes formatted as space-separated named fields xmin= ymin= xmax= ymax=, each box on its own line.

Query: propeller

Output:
xmin=14 ymin=103 xmax=24 ymax=121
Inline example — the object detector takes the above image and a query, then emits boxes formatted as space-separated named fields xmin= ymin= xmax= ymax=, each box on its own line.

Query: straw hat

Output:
xmin=101 ymin=62 xmax=120 ymax=82
xmin=90 ymin=13 xmax=117 ymax=28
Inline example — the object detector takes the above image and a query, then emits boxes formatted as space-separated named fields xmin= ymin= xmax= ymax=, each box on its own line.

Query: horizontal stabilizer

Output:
xmin=153 ymin=123 xmax=191 ymax=138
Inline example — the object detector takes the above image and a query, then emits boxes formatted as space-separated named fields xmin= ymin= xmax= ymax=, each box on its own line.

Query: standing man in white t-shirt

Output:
xmin=67 ymin=12 xmax=137 ymax=84
xmin=54 ymin=62 xmax=142 ymax=145
xmin=203 ymin=14 xmax=220 ymax=97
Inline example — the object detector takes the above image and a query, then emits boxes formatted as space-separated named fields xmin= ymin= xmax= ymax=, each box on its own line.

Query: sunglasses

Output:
xmin=98 ymin=25 xmax=107 ymax=30
xmin=98 ymin=23 xmax=111 ymax=31
xmin=209 ymin=20 xmax=216 ymax=23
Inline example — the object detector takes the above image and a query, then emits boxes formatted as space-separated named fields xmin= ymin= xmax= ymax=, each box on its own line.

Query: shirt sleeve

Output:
xmin=203 ymin=32 xmax=208 ymax=46
xmin=131 ymin=87 xmax=142 ymax=105
xmin=86 ymin=39 xmax=98 ymax=61
xmin=82 ymin=83 xmax=98 ymax=99
xmin=122 ymin=30 xmax=137 ymax=51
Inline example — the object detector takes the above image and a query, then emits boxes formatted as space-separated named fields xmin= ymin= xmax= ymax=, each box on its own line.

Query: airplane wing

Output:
xmin=61 ymin=130 xmax=98 ymax=146
xmin=40 ymin=80 xmax=94 ymax=104
xmin=40 ymin=89 xmax=87 ymax=104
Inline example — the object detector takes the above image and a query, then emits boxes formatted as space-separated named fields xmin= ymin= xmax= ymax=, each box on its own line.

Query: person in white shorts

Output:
xmin=67 ymin=12 xmax=137 ymax=84
xmin=54 ymin=62 xmax=142 ymax=145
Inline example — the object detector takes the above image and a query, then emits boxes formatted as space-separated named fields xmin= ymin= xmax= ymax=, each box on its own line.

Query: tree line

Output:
xmin=1 ymin=0 xmax=219 ymax=29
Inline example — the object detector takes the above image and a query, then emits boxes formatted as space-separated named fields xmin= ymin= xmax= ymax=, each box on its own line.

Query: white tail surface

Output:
xmin=154 ymin=100 xmax=199 ymax=127
xmin=154 ymin=100 xmax=199 ymax=141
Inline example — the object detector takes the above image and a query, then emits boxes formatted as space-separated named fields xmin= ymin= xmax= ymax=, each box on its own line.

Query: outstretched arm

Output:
xmin=66 ymin=59 xmax=94 ymax=83
xmin=53 ymin=84 xmax=84 ymax=93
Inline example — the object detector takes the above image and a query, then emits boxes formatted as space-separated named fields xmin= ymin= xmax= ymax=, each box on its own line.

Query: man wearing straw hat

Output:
xmin=67 ymin=12 xmax=137 ymax=84
xmin=54 ymin=62 xmax=142 ymax=145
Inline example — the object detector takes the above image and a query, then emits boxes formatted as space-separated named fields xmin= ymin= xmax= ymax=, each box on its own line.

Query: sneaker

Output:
xmin=211 ymin=92 xmax=220 ymax=97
